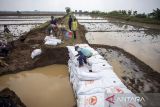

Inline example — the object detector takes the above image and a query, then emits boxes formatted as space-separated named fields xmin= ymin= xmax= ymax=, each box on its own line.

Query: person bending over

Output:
xmin=75 ymin=46 xmax=92 ymax=67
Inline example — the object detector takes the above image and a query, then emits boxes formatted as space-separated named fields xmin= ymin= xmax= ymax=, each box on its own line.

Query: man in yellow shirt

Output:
xmin=71 ymin=18 xmax=78 ymax=40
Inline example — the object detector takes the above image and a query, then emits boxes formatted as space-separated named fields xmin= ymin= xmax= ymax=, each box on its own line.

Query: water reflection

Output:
xmin=86 ymin=31 xmax=160 ymax=72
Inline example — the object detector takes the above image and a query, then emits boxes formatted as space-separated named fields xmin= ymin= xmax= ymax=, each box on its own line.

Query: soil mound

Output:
xmin=0 ymin=88 xmax=26 ymax=107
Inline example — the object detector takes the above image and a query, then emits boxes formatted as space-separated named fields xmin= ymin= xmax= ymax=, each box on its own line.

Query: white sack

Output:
xmin=44 ymin=35 xmax=56 ymax=42
xmin=91 ymin=62 xmax=112 ymax=72
xmin=45 ymin=40 xmax=57 ymax=46
xmin=31 ymin=49 xmax=42 ymax=59
xmin=74 ymin=66 xmax=102 ymax=80
xmin=76 ymin=80 xmax=105 ymax=95
xmin=77 ymin=93 xmax=105 ymax=107
xmin=44 ymin=35 xmax=61 ymax=46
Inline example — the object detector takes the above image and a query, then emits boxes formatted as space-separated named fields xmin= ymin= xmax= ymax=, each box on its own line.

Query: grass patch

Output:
xmin=90 ymin=13 xmax=160 ymax=25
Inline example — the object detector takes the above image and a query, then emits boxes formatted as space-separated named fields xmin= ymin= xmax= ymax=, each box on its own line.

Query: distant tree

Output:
xmin=65 ymin=7 xmax=71 ymax=14
xmin=122 ymin=10 xmax=127 ymax=15
xmin=16 ymin=11 xmax=21 ymax=15
xmin=75 ymin=10 xmax=78 ymax=13
xmin=119 ymin=10 xmax=122 ymax=14
xmin=135 ymin=13 xmax=147 ymax=18
xmin=128 ymin=10 xmax=132 ymax=16
xmin=133 ymin=11 xmax=137 ymax=16
xmin=151 ymin=8 xmax=160 ymax=20
xmin=91 ymin=10 xmax=101 ymax=14
xmin=83 ymin=11 xmax=89 ymax=14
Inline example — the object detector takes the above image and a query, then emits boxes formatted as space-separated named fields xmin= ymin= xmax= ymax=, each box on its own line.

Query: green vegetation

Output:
xmin=29 ymin=21 xmax=49 ymax=33
xmin=86 ymin=8 xmax=160 ymax=25
xmin=65 ymin=7 xmax=71 ymax=14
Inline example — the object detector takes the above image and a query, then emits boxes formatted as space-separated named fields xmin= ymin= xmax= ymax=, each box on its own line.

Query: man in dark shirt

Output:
xmin=68 ymin=15 xmax=72 ymax=31
xmin=50 ymin=16 xmax=57 ymax=25
xmin=48 ymin=16 xmax=58 ymax=36
xmin=4 ymin=25 xmax=10 ymax=33
xmin=0 ymin=41 xmax=9 ymax=57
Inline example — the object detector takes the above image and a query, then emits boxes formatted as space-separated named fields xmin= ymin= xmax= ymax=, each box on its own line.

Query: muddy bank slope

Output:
xmin=0 ymin=88 xmax=26 ymax=107
xmin=0 ymin=15 xmax=87 ymax=76
xmin=0 ymin=17 xmax=69 ymax=75
xmin=91 ymin=44 xmax=160 ymax=93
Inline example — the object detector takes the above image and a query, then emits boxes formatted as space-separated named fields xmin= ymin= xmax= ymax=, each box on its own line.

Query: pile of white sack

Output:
xmin=67 ymin=44 xmax=142 ymax=107
xmin=44 ymin=35 xmax=61 ymax=46
xmin=31 ymin=35 xmax=62 ymax=59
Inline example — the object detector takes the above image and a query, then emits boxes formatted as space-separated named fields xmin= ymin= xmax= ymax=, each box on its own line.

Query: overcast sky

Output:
xmin=0 ymin=0 xmax=160 ymax=13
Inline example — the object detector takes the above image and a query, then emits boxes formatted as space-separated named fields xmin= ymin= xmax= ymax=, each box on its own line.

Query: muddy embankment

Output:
xmin=0 ymin=16 xmax=70 ymax=76
xmin=0 ymin=16 xmax=71 ymax=106
xmin=0 ymin=14 xmax=88 ymax=76
xmin=90 ymin=44 xmax=160 ymax=93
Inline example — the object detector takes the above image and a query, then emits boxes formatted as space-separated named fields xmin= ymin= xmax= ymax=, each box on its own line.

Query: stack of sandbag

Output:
xmin=105 ymin=87 xmax=142 ymax=107
xmin=44 ymin=35 xmax=61 ymax=46
xmin=67 ymin=44 xmax=142 ymax=107
xmin=30 ymin=35 xmax=61 ymax=59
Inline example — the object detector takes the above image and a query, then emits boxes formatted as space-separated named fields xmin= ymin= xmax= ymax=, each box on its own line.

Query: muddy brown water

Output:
xmin=0 ymin=64 xmax=76 ymax=107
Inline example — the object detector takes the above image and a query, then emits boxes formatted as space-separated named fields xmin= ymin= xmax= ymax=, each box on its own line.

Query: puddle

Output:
xmin=86 ymin=32 xmax=160 ymax=72
xmin=0 ymin=64 xmax=75 ymax=107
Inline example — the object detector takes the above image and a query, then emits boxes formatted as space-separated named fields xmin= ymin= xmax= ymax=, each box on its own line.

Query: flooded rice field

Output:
xmin=0 ymin=65 xmax=75 ymax=107
xmin=0 ymin=24 xmax=38 ymax=40
xmin=86 ymin=31 xmax=160 ymax=72
xmin=75 ymin=14 xmax=104 ymax=20
xmin=78 ymin=19 xmax=108 ymax=23
xmin=81 ymin=22 xmax=146 ymax=31
xmin=76 ymin=15 xmax=160 ymax=72
xmin=0 ymin=16 xmax=61 ymax=40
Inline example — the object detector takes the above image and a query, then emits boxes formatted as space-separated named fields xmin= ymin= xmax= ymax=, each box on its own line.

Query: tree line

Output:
xmin=82 ymin=8 xmax=160 ymax=20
